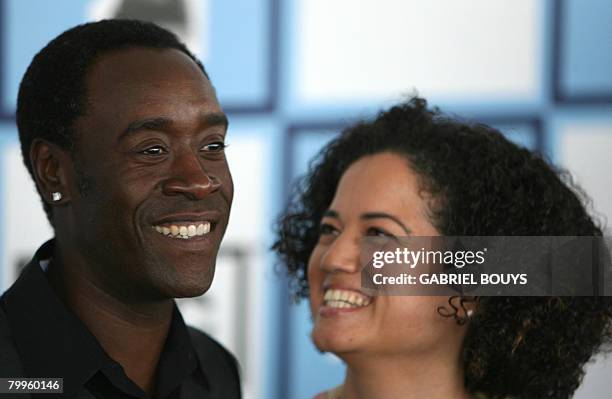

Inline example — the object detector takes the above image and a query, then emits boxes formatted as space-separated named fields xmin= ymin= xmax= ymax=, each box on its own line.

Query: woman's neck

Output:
xmin=339 ymin=351 xmax=470 ymax=399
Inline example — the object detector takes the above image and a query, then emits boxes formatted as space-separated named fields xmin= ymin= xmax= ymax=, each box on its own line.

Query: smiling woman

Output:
xmin=273 ymin=97 xmax=612 ymax=399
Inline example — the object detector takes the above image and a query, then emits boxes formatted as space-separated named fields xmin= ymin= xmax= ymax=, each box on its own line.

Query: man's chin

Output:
xmin=171 ymin=281 xmax=214 ymax=298
xmin=152 ymin=264 xmax=216 ymax=299
xmin=143 ymin=241 xmax=217 ymax=288
xmin=154 ymin=282 xmax=211 ymax=299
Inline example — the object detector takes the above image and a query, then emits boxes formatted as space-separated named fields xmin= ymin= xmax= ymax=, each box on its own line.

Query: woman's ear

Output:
xmin=30 ymin=138 xmax=73 ymax=205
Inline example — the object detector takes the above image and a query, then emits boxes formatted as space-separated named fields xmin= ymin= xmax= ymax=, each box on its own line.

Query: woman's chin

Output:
xmin=311 ymin=325 xmax=362 ymax=354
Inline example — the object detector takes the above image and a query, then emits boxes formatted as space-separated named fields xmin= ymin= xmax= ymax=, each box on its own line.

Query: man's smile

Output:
xmin=149 ymin=210 xmax=222 ymax=240
xmin=153 ymin=221 xmax=211 ymax=239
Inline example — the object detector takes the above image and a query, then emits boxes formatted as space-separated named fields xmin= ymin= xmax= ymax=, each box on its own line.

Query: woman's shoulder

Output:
xmin=313 ymin=385 xmax=342 ymax=399
xmin=312 ymin=387 xmax=498 ymax=399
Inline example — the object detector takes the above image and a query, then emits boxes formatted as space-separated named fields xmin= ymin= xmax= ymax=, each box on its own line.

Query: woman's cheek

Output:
xmin=307 ymin=244 xmax=325 ymax=313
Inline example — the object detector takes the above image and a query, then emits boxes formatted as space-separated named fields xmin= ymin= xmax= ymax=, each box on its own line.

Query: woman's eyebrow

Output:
xmin=361 ymin=212 xmax=411 ymax=235
xmin=322 ymin=209 xmax=339 ymax=219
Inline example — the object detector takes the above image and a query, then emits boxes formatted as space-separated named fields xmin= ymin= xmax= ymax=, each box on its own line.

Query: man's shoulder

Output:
xmin=186 ymin=326 xmax=238 ymax=364
xmin=0 ymin=303 xmax=25 ymax=376
xmin=186 ymin=326 xmax=241 ymax=396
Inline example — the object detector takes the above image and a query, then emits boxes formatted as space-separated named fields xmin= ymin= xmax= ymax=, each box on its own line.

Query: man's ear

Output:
xmin=30 ymin=138 xmax=73 ymax=205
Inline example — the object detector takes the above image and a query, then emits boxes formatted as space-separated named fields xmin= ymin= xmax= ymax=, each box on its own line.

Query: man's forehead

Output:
xmin=84 ymin=47 xmax=217 ymax=109
xmin=85 ymin=47 xmax=210 ymax=94
xmin=74 ymin=46 xmax=221 ymax=136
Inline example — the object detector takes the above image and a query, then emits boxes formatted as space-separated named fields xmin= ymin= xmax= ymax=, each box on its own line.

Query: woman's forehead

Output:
xmin=333 ymin=153 xmax=421 ymax=206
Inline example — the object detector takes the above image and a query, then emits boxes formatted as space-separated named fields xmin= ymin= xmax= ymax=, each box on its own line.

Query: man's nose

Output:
xmin=161 ymin=152 xmax=220 ymax=200
xmin=320 ymin=232 xmax=362 ymax=275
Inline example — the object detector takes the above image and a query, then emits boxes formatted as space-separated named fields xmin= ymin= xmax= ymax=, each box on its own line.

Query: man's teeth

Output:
xmin=154 ymin=222 xmax=211 ymax=239
xmin=323 ymin=289 xmax=371 ymax=308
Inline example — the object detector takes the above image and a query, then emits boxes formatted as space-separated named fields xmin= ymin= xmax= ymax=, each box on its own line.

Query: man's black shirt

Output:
xmin=0 ymin=240 xmax=241 ymax=398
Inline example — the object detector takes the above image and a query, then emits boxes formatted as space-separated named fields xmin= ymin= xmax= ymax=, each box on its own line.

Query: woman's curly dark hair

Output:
xmin=272 ymin=97 xmax=612 ymax=399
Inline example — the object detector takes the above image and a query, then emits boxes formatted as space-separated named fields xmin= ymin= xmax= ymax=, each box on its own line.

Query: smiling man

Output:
xmin=0 ymin=20 xmax=240 ymax=398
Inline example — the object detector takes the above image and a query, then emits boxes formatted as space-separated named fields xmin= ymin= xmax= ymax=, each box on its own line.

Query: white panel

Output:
xmin=178 ymin=134 xmax=266 ymax=399
xmin=2 ymin=143 xmax=54 ymax=290
xmin=87 ymin=0 xmax=209 ymax=59
xmin=575 ymin=354 xmax=612 ymax=399
xmin=224 ymin=135 xmax=266 ymax=240
xmin=559 ymin=124 xmax=612 ymax=234
xmin=295 ymin=0 xmax=539 ymax=103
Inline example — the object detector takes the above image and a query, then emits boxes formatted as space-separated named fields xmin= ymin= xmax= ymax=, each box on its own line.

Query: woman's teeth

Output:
xmin=324 ymin=289 xmax=371 ymax=308
xmin=153 ymin=222 xmax=211 ymax=239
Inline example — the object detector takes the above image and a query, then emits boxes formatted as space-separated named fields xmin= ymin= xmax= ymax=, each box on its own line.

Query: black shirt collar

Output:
xmin=1 ymin=239 xmax=206 ymax=398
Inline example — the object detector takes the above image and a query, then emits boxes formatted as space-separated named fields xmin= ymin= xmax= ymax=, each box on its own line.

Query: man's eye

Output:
xmin=201 ymin=141 xmax=227 ymax=152
xmin=140 ymin=146 xmax=167 ymax=156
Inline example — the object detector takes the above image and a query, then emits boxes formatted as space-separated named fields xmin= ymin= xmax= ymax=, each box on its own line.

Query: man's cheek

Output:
xmin=222 ymin=172 xmax=235 ymax=204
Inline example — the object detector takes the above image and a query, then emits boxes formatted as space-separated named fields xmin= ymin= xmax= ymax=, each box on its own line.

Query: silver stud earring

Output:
xmin=52 ymin=192 xmax=62 ymax=202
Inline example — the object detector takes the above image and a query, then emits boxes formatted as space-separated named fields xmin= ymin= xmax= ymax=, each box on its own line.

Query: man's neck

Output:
xmin=47 ymin=242 xmax=174 ymax=396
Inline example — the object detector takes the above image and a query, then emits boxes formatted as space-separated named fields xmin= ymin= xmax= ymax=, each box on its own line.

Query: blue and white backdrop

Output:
xmin=0 ymin=1 xmax=611 ymax=398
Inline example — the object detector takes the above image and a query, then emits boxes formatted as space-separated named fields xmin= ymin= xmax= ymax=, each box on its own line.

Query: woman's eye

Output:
xmin=201 ymin=141 xmax=227 ymax=152
xmin=366 ymin=227 xmax=394 ymax=238
xmin=140 ymin=146 xmax=167 ymax=156
xmin=318 ymin=223 xmax=338 ymax=236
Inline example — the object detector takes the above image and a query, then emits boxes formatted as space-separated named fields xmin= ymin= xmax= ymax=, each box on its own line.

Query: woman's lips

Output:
xmin=319 ymin=288 xmax=373 ymax=316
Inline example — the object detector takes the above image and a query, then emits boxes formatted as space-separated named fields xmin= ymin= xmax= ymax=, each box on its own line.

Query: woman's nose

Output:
xmin=319 ymin=233 xmax=362 ymax=274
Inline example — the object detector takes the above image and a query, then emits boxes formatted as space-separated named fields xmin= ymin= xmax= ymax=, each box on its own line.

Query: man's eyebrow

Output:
xmin=361 ymin=212 xmax=411 ymax=235
xmin=119 ymin=117 xmax=172 ymax=141
xmin=118 ymin=112 xmax=228 ymax=141
xmin=204 ymin=113 xmax=229 ymax=129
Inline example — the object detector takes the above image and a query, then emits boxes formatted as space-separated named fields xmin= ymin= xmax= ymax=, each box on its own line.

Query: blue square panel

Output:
xmin=2 ymin=0 xmax=87 ymax=113
xmin=558 ymin=0 xmax=612 ymax=101
xmin=285 ymin=126 xmax=347 ymax=399
xmin=483 ymin=119 xmax=542 ymax=152
xmin=551 ymin=114 xmax=612 ymax=232
xmin=208 ymin=0 xmax=273 ymax=112
xmin=2 ymin=0 xmax=273 ymax=115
